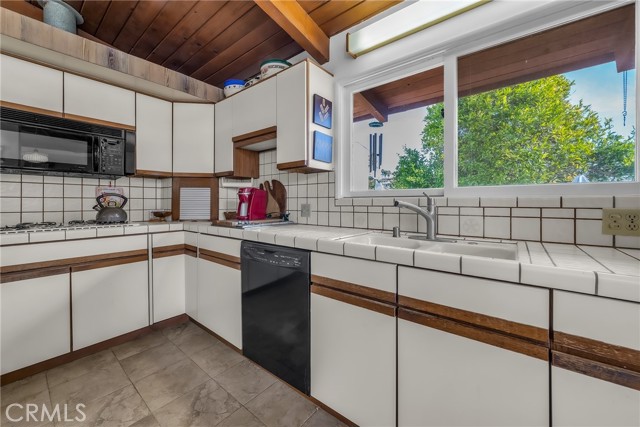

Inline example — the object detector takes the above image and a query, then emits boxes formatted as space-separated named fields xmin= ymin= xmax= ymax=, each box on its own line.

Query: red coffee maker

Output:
xmin=237 ymin=187 xmax=267 ymax=221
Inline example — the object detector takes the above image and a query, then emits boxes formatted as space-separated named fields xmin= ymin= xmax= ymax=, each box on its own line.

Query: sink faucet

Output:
xmin=394 ymin=193 xmax=437 ymax=240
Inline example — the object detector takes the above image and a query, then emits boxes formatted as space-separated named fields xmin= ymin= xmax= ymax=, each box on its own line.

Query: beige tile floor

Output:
xmin=1 ymin=321 xmax=346 ymax=427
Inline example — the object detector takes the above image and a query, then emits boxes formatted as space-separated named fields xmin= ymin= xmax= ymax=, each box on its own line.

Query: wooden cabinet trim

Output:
xmin=398 ymin=294 xmax=549 ymax=344
xmin=311 ymin=274 xmax=396 ymax=304
xmin=311 ymin=283 xmax=396 ymax=317
xmin=61 ymin=113 xmax=136 ymax=131
xmin=398 ymin=307 xmax=549 ymax=361
xmin=0 ymin=266 xmax=70 ymax=284
xmin=199 ymin=253 xmax=241 ymax=270
xmin=199 ymin=248 xmax=240 ymax=264
xmin=171 ymin=177 xmax=218 ymax=222
xmin=0 ymin=100 xmax=63 ymax=118
xmin=214 ymin=171 xmax=235 ymax=178
xmin=232 ymin=126 xmax=278 ymax=148
xmin=1 ymin=249 xmax=148 ymax=275
xmin=72 ymin=254 xmax=148 ymax=273
xmin=552 ymin=351 xmax=640 ymax=391
xmin=172 ymin=173 xmax=215 ymax=178
xmin=278 ymin=160 xmax=307 ymax=170
xmin=135 ymin=170 xmax=173 ymax=178
xmin=553 ymin=331 xmax=640 ymax=373
xmin=153 ymin=244 xmax=198 ymax=259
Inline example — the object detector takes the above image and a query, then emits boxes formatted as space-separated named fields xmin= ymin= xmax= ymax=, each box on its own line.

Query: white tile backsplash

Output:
xmin=0 ymin=173 xmax=171 ymax=226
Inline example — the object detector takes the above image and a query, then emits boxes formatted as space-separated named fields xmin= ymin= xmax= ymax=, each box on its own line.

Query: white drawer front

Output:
xmin=199 ymin=234 xmax=241 ymax=258
xmin=1 ymin=235 xmax=147 ymax=267
xmin=152 ymin=231 xmax=186 ymax=247
xmin=554 ymin=291 xmax=640 ymax=350
xmin=311 ymin=252 xmax=396 ymax=294
xmin=399 ymin=267 xmax=549 ymax=328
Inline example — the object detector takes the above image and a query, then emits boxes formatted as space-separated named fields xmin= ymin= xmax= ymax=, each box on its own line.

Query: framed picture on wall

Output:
xmin=313 ymin=131 xmax=333 ymax=163
xmin=312 ymin=94 xmax=332 ymax=129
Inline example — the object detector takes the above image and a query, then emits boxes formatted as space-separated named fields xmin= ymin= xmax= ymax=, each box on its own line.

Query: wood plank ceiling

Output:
xmin=16 ymin=0 xmax=400 ymax=88
xmin=353 ymin=3 xmax=635 ymax=122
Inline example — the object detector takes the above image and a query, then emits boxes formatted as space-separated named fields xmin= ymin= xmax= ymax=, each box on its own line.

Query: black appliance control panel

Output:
xmin=99 ymin=138 xmax=125 ymax=175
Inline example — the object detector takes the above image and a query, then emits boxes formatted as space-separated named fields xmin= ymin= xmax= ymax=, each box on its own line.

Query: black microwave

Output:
xmin=0 ymin=107 xmax=135 ymax=178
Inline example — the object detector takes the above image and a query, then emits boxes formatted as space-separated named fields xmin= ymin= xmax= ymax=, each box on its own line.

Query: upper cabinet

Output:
xmin=215 ymin=98 xmax=233 ymax=175
xmin=0 ymin=54 xmax=63 ymax=114
xmin=231 ymin=77 xmax=276 ymax=137
xmin=63 ymin=73 xmax=135 ymax=127
xmin=173 ymin=103 xmax=215 ymax=176
xmin=277 ymin=60 xmax=334 ymax=173
xmin=136 ymin=94 xmax=172 ymax=176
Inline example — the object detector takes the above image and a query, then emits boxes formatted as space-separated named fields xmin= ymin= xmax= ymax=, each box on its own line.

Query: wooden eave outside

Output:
xmin=353 ymin=4 xmax=634 ymax=122
xmin=0 ymin=5 xmax=222 ymax=103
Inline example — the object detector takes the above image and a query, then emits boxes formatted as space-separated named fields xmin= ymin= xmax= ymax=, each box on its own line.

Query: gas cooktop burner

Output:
xmin=14 ymin=222 xmax=59 ymax=230
xmin=67 ymin=220 xmax=97 ymax=226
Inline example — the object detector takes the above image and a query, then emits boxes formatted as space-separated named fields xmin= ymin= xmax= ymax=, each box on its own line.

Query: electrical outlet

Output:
xmin=602 ymin=208 xmax=640 ymax=236
xmin=301 ymin=203 xmax=311 ymax=218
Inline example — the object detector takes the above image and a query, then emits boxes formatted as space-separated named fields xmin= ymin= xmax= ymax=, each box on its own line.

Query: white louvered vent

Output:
xmin=180 ymin=187 xmax=210 ymax=220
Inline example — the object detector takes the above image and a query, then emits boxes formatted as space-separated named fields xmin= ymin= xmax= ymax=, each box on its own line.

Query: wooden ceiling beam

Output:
xmin=354 ymin=91 xmax=389 ymax=123
xmin=254 ymin=0 xmax=329 ymax=63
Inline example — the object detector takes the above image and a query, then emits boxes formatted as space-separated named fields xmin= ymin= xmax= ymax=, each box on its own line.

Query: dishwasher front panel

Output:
xmin=241 ymin=241 xmax=311 ymax=394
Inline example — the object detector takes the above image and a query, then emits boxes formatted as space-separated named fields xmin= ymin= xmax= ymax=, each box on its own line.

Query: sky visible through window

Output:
xmin=565 ymin=62 xmax=636 ymax=138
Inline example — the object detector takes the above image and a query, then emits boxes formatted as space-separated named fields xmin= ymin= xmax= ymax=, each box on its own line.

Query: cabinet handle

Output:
xmin=311 ymin=284 xmax=396 ymax=317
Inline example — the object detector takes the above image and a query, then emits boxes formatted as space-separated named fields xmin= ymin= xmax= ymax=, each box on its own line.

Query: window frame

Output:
xmin=338 ymin=1 xmax=639 ymax=199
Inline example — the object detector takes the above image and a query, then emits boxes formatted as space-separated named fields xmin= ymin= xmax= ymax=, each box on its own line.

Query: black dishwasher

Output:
xmin=241 ymin=241 xmax=311 ymax=395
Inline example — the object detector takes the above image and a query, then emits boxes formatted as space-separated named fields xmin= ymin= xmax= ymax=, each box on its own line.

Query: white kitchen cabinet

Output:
xmin=277 ymin=60 xmax=334 ymax=172
xmin=173 ymin=103 xmax=215 ymax=175
xmin=552 ymin=291 xmax=640 ymax=427
xmin=196 ymin=234 xmax=242 ymax=348
xmin=310 ymin=253 xmax=396 ymax=426
xmin=152 ymin=232 xmax=187 ymax=323
xmin=214 ymin=98 xmax=233 ymax=175
xmin=72 ymin=260 xmax=149 ymax=349
xmin=185 ymin=231 xmax=199 ymax=320
xmin=1 ymin=273 xmax=70 ymax=374
xmin=398 ymin=267 xmax=550 ymax=426
xmin=63 ymin=73 xmax=135 ymax=127
xmin=232 ymin=77 xmax=276 ymax=137
xmin=0 ymin=54 xmax=63 ymax=113
xmin=136 ymin=93 xmax=172 ymax=175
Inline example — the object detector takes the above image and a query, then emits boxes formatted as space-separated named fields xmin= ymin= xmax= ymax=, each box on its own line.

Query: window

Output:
xmin=343 ymin=3 xmax=637 ymax=197
xmin=457 ymin=4 xmax=636 ymax=187
xmin=351 ymin=66 xmax=444 ymax=192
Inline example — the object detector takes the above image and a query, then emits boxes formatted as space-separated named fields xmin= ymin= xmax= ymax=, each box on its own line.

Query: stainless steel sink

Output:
xmin=339 ymin=233 xmax=518 ymax=260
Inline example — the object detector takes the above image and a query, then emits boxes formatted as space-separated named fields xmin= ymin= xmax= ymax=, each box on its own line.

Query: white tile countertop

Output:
xmin=187 ymin=223 xmax=640 ymax=304
xmin=2 ymin=221 xmax=638 ymax=303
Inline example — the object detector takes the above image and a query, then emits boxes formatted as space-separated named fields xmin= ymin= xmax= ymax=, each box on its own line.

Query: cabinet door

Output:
xmin=196 ymin=257 xmax=242 ymax=348
xmin=276 ymin=62 xmax=307 ymax=167
xmin=64 ymin=73 xmax=135 ymax=126
xmin=214 ymin=98 xmax=233 ymax=175
xmin=185 ymin=254 xmax=198 ymax=319
xmin=311 ymin=292 xmax=396 ymax=426
xmin=153 ymin=255 xmax=186 ymax=322
xmin=72 ymin=261 xmax=149 ymax=349
xmin=173 ymin=103 xmax=215 ymax=175
xmin=232 ymin=78 xmax=276 ymax=137
xmin=1 ymin=273 xmax=70 ymax=374
xmin=0 ymin=54 xmax=63 ymax=113
xmin=136 ymin=94 xmax=172 ymax=174
xmin=552 ymin=291 xmax=640 ymax=426
xmin=398 ymin=317 xmax=549 ymax=426
xmin=398 ymin=267 xmax=550 ymax=426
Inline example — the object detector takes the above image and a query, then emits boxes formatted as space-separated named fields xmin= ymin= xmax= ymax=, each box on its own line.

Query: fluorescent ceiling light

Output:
xmin=347 ymin=0 xmax=491 ymax=57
